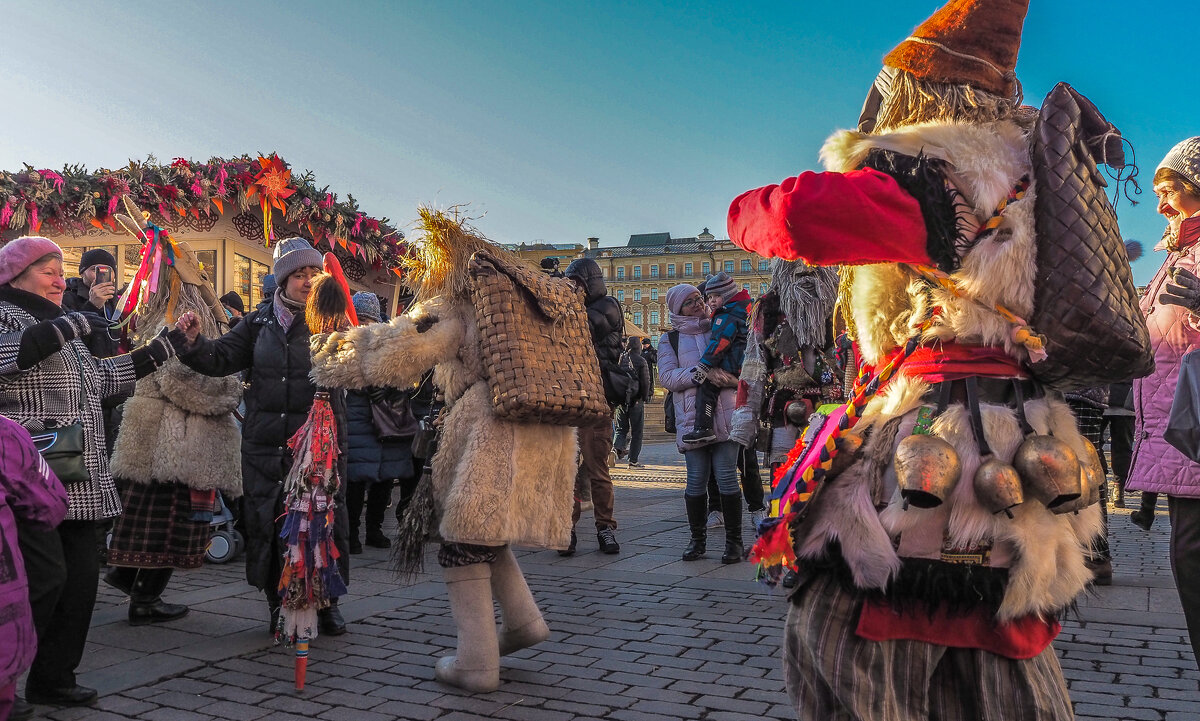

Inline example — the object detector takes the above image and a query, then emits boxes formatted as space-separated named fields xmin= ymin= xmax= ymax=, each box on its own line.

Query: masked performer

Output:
xmin=106 ymin=234 xmax=243 ymax=626
xmin=309 ymin=210 xmax=582 ymax=693
xmin=731 ymin=259 xmax=843 ymax=469
xmin=727 ymin=1 xmax=1151 ymax=718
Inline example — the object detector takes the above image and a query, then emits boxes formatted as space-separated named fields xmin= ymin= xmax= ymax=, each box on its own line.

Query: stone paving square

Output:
xmin=16 ymin=443 xmax=1199 ymax=720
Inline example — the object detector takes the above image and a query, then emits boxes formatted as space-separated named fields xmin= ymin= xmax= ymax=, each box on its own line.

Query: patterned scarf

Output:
xmin=273 ymin=287 xmax=306 ymax=331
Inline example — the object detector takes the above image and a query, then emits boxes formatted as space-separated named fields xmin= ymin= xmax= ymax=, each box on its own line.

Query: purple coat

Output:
xmin=658 ymin=324 xmax=737 ymax=453
xmin=1128 ymin=240 xmax=1200 ymax=498
xmin=0 ymin=415 xmax=68 ymax=687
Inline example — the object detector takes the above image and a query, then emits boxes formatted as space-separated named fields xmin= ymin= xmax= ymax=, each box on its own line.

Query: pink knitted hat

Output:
xmin=0 ymin=236 xmax=63 ymax=286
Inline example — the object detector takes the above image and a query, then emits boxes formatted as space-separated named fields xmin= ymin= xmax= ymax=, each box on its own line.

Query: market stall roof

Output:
xmin=0 ymin=153 xmax=404 ymax=272
xmin=623 ymin=319 xmax=649 ymax=338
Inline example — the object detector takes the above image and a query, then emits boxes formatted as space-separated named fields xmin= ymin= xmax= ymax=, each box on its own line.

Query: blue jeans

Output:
xmin=684 ymin=440 xmax=741 ymax=497
xmin=613 ymin=401 xmax=645 ymax=463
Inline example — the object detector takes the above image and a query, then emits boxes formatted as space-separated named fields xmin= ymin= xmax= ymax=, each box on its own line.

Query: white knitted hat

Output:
xmin=1158 ymin=137 xmax=1200 ymax=190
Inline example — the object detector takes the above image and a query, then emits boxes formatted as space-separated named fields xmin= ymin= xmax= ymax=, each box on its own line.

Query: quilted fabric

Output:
xmin=1027 ymin=82 xmax=1154 ymax=390
xmin=1126 ymin=249 xmax=1200 ymax=497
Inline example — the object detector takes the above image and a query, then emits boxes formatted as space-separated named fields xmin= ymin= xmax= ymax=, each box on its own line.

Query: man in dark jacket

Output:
xmin=613 ymin=336 xmax=652 ymax=467
xmin=641 ymin=337 xmax=657 ymax=396
xmin=175 ymin=237 xmax=349 ymax=636
xmin=562 ymin=258 xmax=622 ymax=555
xmin=63 ymin=249 xmax=123 ymax=451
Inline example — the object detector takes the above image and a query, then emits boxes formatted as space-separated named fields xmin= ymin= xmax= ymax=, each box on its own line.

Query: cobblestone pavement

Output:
xmin=17 ymin=443 xmax=1198 ymax=721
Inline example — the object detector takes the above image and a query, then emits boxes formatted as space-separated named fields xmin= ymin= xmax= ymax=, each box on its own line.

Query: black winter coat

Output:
xmin=178 ymin=301 xmax=350 ymax=591
xmin=565 ymin=258 xmax=625 ymax=404
xmin=346 ymin=388 xmax=416 ymax=485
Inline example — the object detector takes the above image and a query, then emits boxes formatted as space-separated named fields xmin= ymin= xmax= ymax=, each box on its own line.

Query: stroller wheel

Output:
xmin=231 ymin=530 xmax=245 ymax=558
xmin=206 ymin=530 xmax=237 ymax=564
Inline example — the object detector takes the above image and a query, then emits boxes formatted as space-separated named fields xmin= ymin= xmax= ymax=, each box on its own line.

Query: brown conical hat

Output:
xmin=883 ymin=0 xmax=1029 ymax=97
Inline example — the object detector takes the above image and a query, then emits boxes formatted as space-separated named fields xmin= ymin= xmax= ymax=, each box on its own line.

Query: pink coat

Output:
xmin=1127 ymin=239 xmax=1200 ymax=498
xmin=0 ymin=415 xmax=68 ymax=687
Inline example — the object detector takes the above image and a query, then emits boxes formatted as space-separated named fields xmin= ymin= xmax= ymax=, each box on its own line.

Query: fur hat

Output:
xmin=352 ymin=291 xmax=382 ymax=323
xmin=0 ymin=236 xmax=63 ymax=286
xmin=1158 ymin=137 xmax=1200 ymax=191
xmin=218 ymin=291 xmax=245 ymax=314
xmin=883 ymin=0 xmax=1029 ymax=98
xmin=271 ymin=237 xmax=323 ymax=284
xmin=666 ymin=283 xmax=700 ymax=314
xmin=79 ymin=248 xmax=117 ymax=274
xmin=704 ymin=271 xmax=737 ymax=304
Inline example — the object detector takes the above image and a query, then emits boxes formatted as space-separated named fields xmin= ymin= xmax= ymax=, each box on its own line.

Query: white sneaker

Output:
xmin=706 ymin=510 xmax=724 ymax=528
xmin=750 ymin=508 xmax=768 ymax=529
xmin=627 ymin=461 xmax=644 ymax=468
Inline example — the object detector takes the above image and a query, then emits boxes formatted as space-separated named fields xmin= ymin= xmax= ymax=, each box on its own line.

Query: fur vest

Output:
xmin=110 ymin=357 xmax=243 ymax=496
xmin=794 ymin=119 xmax=1101 ymax=621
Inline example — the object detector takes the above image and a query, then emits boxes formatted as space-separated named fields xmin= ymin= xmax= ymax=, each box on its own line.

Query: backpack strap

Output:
xmin=668 ymin=330 xmax=680 ymax=357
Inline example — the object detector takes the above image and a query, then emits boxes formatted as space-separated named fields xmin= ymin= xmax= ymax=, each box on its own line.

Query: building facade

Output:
xmin=521 ymin=229 xmax=772 ymax=344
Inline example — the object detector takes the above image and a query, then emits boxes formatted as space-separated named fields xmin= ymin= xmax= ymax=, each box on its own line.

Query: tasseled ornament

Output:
xmin=276 ymin=392 xmax=347 ymax=645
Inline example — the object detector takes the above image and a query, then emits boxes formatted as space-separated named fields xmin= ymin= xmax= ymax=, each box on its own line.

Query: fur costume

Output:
xmin=109 ymin=240 xmax=243 ymax=497
xmin=731 ymin=259 xmax=844 ymax=465
xmin=726 ymin=1 xmax=1142 ymax=717
xmin=311 ymin=209 xmax=576 ymax=691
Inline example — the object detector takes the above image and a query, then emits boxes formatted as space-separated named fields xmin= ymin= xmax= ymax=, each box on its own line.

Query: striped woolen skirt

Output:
xmin=107 ymin=480 xmax=211 ymax=569
xmin=783 ymin=574 xmax=1074 ymax=721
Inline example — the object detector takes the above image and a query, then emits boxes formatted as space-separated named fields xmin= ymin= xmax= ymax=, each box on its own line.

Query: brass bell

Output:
xmin=894 ymin=434 xmax=962 ymax=509
xmin=973 ymin=456 xmax=1024 ymax=516
xmin=1012 ymin=434 xmax=1081 ymax=510
xmin=1054 ymin=446 xmax=1104 ymax=514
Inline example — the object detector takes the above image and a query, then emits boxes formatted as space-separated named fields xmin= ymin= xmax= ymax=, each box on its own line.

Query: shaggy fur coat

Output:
xmin=790 ymin=119 xmax=1102 ymax=621
xmin=110 ymin=358 xmax=243 ymax=496
xmin=311 ymin=296 xmax=576 ymax=550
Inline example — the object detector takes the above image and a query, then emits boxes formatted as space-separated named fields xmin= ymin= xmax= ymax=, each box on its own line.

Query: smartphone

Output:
xmin=95 ymin=266 xmax=113 ymax=285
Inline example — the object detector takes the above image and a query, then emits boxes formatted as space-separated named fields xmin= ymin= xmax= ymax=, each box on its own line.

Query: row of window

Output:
xmin=632 ymin=311 xmax=661 ymax=327
xmin=612 ymin=258 xmax=768 ymax=280
xmin=617 ymin=283 xmax=768 ymax=306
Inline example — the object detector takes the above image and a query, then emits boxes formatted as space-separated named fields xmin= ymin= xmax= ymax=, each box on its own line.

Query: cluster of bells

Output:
xmin=892 ymin=432 xmax=1104 ymax=517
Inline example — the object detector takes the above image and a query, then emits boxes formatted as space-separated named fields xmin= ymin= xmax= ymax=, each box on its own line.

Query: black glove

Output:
xmin=15 ymin=312 xmax=93 ymax=370
xmin=130 ymin=328 xmax=179 ymax=379
xmin=1159 ymin=268 xmax=1200 ymax=313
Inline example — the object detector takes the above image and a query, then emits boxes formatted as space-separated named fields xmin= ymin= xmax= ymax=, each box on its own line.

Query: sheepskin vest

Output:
xmin=110 ymin=357 xmax=243 ymax=496
xmin=794 ymin=119 xmax=1101 ymax=621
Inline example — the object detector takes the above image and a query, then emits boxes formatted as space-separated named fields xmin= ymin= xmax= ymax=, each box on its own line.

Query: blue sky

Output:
xmin=1 ymin=1 xmax=1191 ymax=284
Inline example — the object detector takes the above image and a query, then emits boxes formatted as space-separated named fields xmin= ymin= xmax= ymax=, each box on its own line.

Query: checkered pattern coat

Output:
xmin=0 ymin=301 xmax=137 ymax=520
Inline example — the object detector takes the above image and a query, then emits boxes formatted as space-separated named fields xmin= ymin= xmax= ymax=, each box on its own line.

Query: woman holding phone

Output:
xmin=64 ymin=250 xmax=124 ymax=451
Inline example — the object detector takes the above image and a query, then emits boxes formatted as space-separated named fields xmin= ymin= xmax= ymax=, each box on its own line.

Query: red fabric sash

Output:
xmin=856 ymin=599 xmax=1060 ymax=660
xmin=869 ymin=342 xmax=1027 ymax=384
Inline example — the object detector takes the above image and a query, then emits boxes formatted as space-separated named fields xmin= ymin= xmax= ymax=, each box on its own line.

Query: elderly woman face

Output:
xmin=10 ymin=254 xmax=67 ymax=306
xmin=679 ymin=290 xmax=707 ymax=318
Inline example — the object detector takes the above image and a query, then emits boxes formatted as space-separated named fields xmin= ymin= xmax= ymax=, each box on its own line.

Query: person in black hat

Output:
xmin=63 ymin=249 xmax=124 ymax=450
xmin=218 ymin=291 xmax=245 ymax=328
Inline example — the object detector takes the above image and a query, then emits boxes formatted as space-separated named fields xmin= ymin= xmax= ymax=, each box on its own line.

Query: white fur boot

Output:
xmin=435 ymin=563 xmax=500 ymax=693
xmin=491 ymin=546 xmax=550 ymax=656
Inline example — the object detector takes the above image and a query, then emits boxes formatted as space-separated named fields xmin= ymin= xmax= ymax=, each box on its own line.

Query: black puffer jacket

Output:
xmin=178 ymin=301 xmax=349 ymax=590
xmin=565 ymin=258 xmax=624 ymax=404
xmin=346 ymin=387 xmax=416 ymax=485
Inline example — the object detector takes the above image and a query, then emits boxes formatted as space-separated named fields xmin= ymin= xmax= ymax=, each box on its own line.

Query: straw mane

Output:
xmin=874 ymin=69 xmax=1033 ymax=133
xmin=401 ymin=207 xmax=524 ymax=304
xmin=135 ymin=261 xmax=222 ymax=343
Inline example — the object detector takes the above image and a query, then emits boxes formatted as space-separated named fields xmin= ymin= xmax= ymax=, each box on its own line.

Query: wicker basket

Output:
xmin=469 ymin=250 xmax=608 ymax=425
